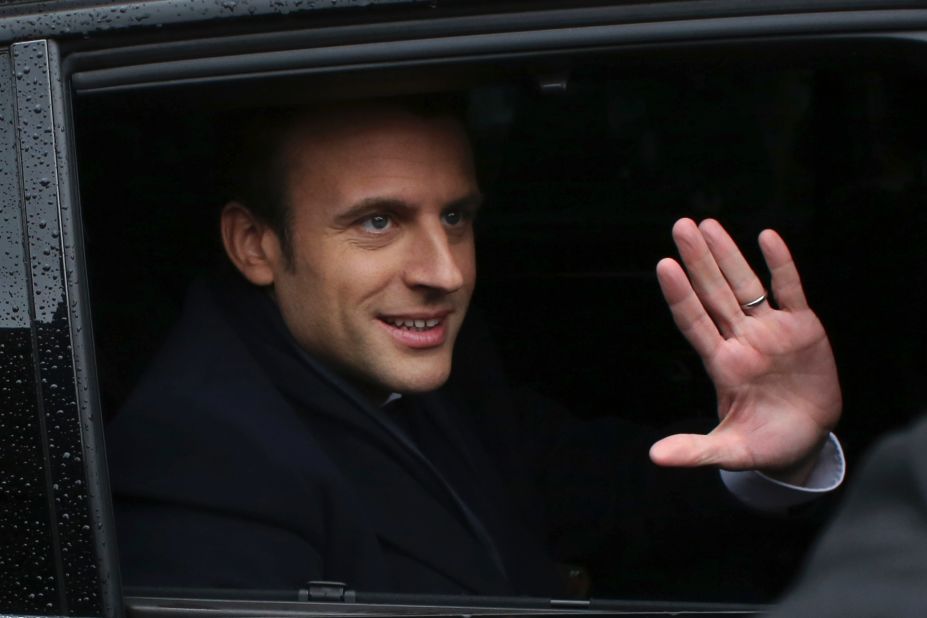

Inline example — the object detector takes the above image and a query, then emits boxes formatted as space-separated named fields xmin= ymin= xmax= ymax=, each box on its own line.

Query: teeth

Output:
xmin=385 ymin=317 xmax=441 ymax=330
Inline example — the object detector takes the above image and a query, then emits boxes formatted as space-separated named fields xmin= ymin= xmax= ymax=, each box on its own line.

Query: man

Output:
xmin=107 ymin=98 xmax=843 ymax=596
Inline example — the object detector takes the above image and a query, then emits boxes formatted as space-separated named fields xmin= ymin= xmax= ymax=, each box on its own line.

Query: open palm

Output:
xmin=650 ymin=218 xmax=841 ymax=482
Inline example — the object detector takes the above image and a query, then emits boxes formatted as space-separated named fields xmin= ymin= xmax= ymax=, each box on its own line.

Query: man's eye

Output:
xmin=361 ymin=215 xmax=392 ymax=233
xmin=443 ymin=209 xmax=463 ymax=226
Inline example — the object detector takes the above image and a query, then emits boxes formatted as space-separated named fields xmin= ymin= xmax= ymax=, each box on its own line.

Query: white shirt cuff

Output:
xmin=719 ymin=433 xmax=845 ymax=513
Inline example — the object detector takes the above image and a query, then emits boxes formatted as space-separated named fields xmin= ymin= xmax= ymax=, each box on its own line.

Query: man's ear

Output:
xmin=220 ymin=201 xmax=283 ymax=286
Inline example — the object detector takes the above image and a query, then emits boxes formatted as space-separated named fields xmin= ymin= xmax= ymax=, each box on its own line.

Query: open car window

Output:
xmin=2 ymin=2 xmax=927 ymax=617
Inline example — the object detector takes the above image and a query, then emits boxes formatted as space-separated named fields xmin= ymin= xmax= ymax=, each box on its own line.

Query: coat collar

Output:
xmin=205 ymin=274 xmax=512 ymax=593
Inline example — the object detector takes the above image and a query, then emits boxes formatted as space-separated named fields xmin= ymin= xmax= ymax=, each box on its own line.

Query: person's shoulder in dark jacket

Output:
xmin=773 ymin=415 xmax=927 ymax=617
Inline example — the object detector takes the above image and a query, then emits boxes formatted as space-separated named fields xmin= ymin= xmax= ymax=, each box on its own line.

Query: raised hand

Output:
xmin=649 ymin=218 xmax=841 ymax=484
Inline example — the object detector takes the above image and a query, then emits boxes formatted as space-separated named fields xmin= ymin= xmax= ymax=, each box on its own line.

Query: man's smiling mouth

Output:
xmin=377 ymin=312 xmax=451 ymax=349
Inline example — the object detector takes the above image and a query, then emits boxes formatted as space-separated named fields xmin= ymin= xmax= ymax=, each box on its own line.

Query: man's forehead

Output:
xmin=282 ymin=105 xmax=474 ymax=185
xmin=280 ymin=103 xmax=477 ymax=210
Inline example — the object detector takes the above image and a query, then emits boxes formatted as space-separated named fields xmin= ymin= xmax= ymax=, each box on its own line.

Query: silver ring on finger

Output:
xmin=740 ymin=293 xmax=768 ymax=310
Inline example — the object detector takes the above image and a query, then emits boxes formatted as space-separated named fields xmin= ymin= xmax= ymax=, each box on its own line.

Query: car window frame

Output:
xmin=1 ymin=37 xmax=119 ymax=617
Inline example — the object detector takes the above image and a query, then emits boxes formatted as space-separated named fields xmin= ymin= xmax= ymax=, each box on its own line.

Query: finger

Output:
xmin=656 ymin=257 xmax=723 ymax=359
xmin=698 ymin=219 xmax=771 ymax=316
xmin=758 ymin=229 xmax=809 ymax=311
xmin=650 ymin=432 xmax=751 ymax=469
xmin=649 ymin=433 xmax=723 ymax=468
xmin=671 ymin=218 xmax=744 ymax=335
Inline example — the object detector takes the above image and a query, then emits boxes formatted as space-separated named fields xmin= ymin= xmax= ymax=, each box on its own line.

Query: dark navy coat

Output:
xmin=106 ymin=275 xmax=777 ymax=597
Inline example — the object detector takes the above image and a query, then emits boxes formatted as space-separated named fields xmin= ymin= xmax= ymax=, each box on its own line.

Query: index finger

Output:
xmin=671 ymin=218 xmax=745 ymax=336
xmin=656 ymin=257 xmax=724 ymax=359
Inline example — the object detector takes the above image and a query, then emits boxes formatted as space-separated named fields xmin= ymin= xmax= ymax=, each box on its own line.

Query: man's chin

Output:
xmin=379 ymin=362 xmax=452 ymax=396
xmin=331 ymin=355 xmax=453 ymax=404
xmin=389 ymin=373 xmax=450 ymax=395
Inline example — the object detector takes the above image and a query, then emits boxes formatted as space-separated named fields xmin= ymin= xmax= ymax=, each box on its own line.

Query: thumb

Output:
xmin=649 ymin=433 xmax=724 ymax=468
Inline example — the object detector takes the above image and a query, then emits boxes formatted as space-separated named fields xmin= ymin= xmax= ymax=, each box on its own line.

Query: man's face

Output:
xmin=269 ymin=108 xmax=479 ymax=401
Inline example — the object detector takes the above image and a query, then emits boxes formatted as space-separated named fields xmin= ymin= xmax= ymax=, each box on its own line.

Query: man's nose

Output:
xmin=403 ymin=224 xmax=467 ymax=293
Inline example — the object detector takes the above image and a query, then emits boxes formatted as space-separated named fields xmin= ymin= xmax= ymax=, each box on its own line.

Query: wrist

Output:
xmin=760 ymin=455 xmax=819 ymax=486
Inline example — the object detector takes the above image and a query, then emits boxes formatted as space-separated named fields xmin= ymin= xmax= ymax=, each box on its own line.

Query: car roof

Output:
xmin=0 ymin=0 xmax=924 ymax=46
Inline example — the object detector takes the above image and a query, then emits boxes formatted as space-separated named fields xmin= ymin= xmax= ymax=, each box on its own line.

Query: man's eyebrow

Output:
xmin=334 ymin=192 xmax=483 ymax=226
xmin=333 ymin=197 xmax=416 ymax=226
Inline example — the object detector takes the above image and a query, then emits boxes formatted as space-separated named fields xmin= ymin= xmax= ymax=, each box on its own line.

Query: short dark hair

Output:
xmin=223 ymin=94 xmax=469 ymax=266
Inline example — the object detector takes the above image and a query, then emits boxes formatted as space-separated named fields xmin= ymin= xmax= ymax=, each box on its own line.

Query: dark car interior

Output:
xmin=74 ymin=42 xmax=927 ymax=603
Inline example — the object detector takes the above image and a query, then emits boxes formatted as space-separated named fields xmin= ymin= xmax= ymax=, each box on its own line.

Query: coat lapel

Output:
xmin=276 ymin=363 xmax=511 ymax=594
xmin=213 ymin=279 xmax=511 ymax=593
